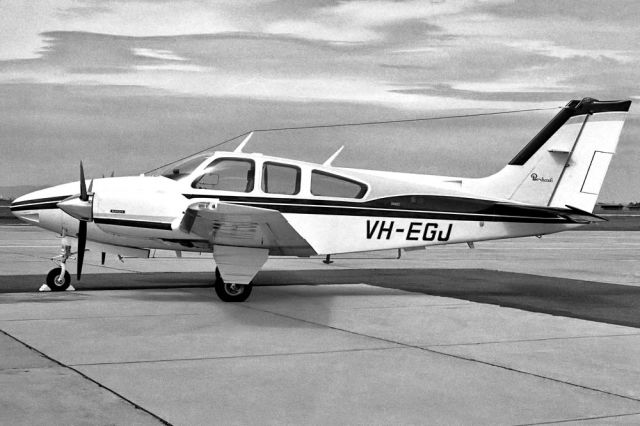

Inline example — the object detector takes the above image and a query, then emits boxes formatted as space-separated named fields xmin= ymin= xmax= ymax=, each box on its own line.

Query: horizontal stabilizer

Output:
xmin=561 ymin=205 xmax=608 ymax=223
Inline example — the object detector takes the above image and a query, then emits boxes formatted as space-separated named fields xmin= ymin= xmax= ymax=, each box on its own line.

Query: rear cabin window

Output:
xmin=192 ymin=158 xmax=255 ymax=192
xmin=262 ymin=162 xmax=300 ymax=195
xmin=311 ymin=170 xmax=367 ymax=199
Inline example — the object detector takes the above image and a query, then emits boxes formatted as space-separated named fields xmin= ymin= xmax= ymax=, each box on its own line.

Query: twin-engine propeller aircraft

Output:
xmin=11 ymin=98 xmax=631 ymax=301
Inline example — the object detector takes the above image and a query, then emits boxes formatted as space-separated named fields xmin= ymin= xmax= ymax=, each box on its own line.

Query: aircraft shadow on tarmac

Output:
xmin=2 ymin=268 xmax=640 ymax=329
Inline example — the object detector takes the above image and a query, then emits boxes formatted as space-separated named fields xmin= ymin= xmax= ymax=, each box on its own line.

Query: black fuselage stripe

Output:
xmin=185 ymin=194 xmax=570 ymax=224
xmin=93 ymin=218 xmax=173 ymax=230
xmin=11 ymin=202 xmax=61 ymax=211
xmin=10 ymin=195 xmax=70 ymax=207
xmin=232 ymin=202 xmax=567 ymax=223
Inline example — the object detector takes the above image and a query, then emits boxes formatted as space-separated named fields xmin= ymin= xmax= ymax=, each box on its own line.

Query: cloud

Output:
xmin=0 ymin=0 xmax=245 ymax=60
xmin=0 ymin=3 xmax=639 ymax=122
xmin=0 ymin=31 xmax=531 ymax=110
xmin=263 ymin=0 xmax=462 ymax=44
xmin=503 ymin=40 xmax=633 ymax=62
xmin=265 ymin=19 xmax=380 ymax=44
xmin=132 ymin=48 xmax=187 ymax=61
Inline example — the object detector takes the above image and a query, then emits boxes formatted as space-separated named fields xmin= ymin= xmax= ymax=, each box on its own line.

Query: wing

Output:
xmin=178 ymin=200 xmax=316 ymax=256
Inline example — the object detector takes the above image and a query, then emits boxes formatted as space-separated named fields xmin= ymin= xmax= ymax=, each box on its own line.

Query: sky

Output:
xmin=0 ymin=0 xmax=639 ymax=201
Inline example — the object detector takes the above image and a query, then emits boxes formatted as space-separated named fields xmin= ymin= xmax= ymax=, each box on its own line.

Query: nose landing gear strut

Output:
xmin=46 ymin=242 xmax=73 ymax=292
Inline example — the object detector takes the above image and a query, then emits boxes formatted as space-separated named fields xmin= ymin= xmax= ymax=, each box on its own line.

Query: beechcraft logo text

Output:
xmin=531 ymin=173 xmax=553 ymax=183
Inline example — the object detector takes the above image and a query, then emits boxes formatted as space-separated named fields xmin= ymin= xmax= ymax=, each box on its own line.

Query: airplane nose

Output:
xmin=10 ymin=192 xmax=44 ymax=224
xmin=10 ymin=184 xmax=76 ymax=225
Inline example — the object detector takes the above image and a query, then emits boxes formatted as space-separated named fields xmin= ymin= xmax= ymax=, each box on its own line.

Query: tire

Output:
xmin=214 ymin=268 xmax=252 ymax=302
xmin=46 ymin=267 xmax=71 ymax=292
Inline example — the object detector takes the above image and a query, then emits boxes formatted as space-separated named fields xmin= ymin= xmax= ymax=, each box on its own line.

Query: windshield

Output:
xmin=147 ymin=152 xmax=213 ymax=180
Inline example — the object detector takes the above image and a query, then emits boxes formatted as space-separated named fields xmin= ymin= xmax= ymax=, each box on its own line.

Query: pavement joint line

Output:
xmin=0 ymin=245 xmax=60 ymax=248
xmin=0 ymin=365 xmax=67 ymax=373
xmin=239 ymin=303 xmax=640 ymax=404
xmin=266 ymin=303 xmax=473 ymax=312
xmin=424 ymin=331 xmax=640 ymax=347
xmin=0 ymin=328 xmax=173 ymax=426
xmin=68 ymin=346 xmax=400 ymax=367
xmin=515 ymin=410 xmax=640 ymax=425
xmin=0 ymin=312 xmax=212 ymax=322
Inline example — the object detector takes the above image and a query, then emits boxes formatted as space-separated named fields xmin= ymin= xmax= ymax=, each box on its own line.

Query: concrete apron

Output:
xmin=2 ymin=284 xmax=640 ymax=425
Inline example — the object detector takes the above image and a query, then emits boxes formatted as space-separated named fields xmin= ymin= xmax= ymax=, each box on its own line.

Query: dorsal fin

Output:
xmin=323 ymin=146 xmax=344 ymax=166
xmin=234 ymin=132 xmax=254 ymax=153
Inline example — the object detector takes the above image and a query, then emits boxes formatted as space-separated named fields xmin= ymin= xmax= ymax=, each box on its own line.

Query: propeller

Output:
xmin=57 ymin=162 xmax=94 ymax=280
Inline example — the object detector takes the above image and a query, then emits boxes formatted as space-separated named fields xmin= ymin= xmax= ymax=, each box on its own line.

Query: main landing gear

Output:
xmin=214 ymin=268 xmax=253 ymax=302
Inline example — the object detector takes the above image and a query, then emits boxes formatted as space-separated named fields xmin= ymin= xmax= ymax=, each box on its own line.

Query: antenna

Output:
xmin=146 ymin=106 xmax=560 ymax=174
xmin=234 ymin=132 xmax=254 ymax=153
xmin=323 ymin=146 xmax=344 ymax=166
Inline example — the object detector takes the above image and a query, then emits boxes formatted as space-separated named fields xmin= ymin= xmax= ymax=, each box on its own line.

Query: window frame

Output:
xmin=310 ymin=170 xmax=368 ymax=199
xmin=191 ymin=157 xmax=256 ymax=193
xmin=261 ymin=161 xmax=301 ymax=196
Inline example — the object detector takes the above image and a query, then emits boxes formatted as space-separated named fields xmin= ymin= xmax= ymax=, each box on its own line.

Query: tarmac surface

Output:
xmin=1 ymin=225 xmax=640 ymax=425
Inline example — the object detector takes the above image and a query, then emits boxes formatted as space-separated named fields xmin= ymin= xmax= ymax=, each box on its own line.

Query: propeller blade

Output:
xmin=77 ymin=221 xmax=86 ymax=280
xmin=80 ymin=161 xmax=88 ymax=202
xmin=101 ymin=252 xmax=106 ymax=265
xmin=88 ymin=179 xmax=93 ymax=194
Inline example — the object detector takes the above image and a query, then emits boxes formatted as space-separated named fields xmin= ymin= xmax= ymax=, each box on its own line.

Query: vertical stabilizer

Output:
xmin=547 ymin=111 xmax=627 ymax=211
xmin=466 ymin=98 xmax=631 ymax=212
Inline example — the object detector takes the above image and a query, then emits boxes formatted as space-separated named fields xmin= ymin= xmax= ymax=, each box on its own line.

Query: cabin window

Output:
xmin=192 ymin=158 xmax=255 ymax=192
xmin=262 ymin=162 xmax=300 ymax=195
xmin=311 ymin=170 xmax=367 ymax=199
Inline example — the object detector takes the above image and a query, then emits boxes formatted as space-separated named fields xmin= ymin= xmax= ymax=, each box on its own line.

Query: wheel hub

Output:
xmin=225 ymin=283 xmax=243 ymax=296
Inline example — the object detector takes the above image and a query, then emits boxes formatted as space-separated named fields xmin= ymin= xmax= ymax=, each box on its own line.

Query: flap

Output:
xmin=179 ymin=200 xmax=316 ymax=256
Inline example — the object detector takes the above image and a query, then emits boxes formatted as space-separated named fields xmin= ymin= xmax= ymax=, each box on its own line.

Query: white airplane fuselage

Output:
xmin=11 ymin=152 xmax=580 ymax=257
xmin=9 ymin=98 xmax=631 ymax=301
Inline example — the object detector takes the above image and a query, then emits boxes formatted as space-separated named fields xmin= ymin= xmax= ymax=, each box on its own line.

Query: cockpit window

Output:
xmin=311 ymin=170 xmax=367 ymax=199
xmin=192 ymin=158 xmax=255 ymax=192
xmin=149 ymin=152 xmax=212 ymax=180
xmin=262 ymin=162 xmax=300 ymax=195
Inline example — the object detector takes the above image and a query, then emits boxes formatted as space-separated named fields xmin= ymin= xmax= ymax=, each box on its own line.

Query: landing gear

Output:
xmin=214 ymin=268 xmax=252 ymax=302
xmin=46 ymin=240 xmax=73 ymax=292
xmin=46 ymin=267 xmax=71 ymax=291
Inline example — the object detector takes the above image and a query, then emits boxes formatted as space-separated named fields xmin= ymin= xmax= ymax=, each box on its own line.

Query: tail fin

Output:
xmin=468 ymin=98 xmax=631 ymax=212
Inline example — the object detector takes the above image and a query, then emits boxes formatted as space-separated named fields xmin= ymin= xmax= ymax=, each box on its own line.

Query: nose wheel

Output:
xmin=46 ymin=267 xmax=71 ymax=291
xmin=214 ymin=268 xmax=252 ymax=302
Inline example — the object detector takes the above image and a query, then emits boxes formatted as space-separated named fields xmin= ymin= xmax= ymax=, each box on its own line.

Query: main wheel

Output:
xmin=214 ymin=268 xmax=252 ymax=302
xmin=46 ymin=267 xmax=71 ymax=292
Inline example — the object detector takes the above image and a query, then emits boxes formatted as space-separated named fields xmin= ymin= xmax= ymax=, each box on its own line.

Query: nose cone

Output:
xmin=10 ymin=183 xmax=77 ymax=224
xmin=10 ymin=200 xmax=40 ymax=224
